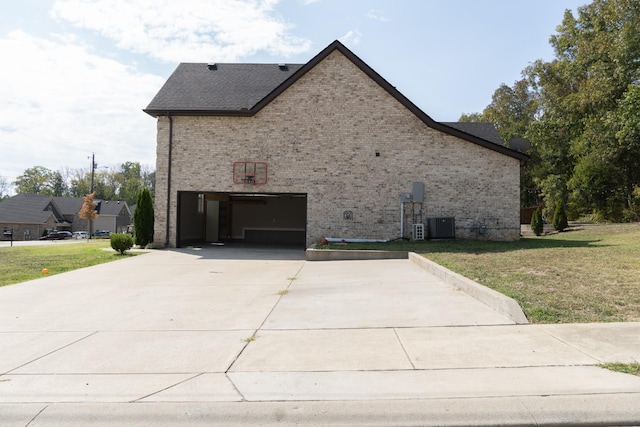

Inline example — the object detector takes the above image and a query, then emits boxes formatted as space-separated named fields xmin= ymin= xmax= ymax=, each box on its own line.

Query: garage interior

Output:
xmin=177 ymin=192 xmax=307 ymax=248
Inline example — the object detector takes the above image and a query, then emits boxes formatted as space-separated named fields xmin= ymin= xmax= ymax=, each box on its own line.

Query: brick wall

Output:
xmin=153 ymin=50 xmax=521 ymax=247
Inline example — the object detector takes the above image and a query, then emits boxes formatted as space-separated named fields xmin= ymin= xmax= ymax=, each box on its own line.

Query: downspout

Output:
xmin=165 ymin=114 xmax=173 ymax=247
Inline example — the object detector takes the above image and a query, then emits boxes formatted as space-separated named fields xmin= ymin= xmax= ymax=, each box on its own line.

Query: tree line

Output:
xmin=9 ymin=161 xmax=155 ymax=206
xmin=461 ymin=0 xmax=640 ymax=222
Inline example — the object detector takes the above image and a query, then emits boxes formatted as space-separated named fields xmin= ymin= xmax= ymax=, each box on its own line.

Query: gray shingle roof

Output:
xmin=145 ymin=63 xmax=304 ymax=114
xmin=52 ymin=197 xmax=83 ymax=215
xmin=0 ymin=194 xmax=64 ymax=224
xmin=441 ymin=122 xmax=505 ymax=146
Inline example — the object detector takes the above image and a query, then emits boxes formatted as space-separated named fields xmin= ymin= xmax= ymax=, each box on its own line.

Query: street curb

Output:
xmin=408 ymin=252 xmax=529 ymax=324
xmin=16 ymin=394 xmax=640 ymax=426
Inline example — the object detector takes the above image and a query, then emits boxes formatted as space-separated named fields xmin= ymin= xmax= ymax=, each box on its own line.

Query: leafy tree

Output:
xmin=68 ymin=168 xmax=92 ymax=198
xmin=50 ymin=170 xmax=69 ymax=197
xmin=458 ymin=112 xmax=483 ymax=122
xmin=531 ymin=208 xmax=544 ymax=236
xmin=133 ymin=188 xmax=154 ymax=247
xmin=78 ymin=192 xmax=98 ymax=237
xmin=13 ymin=166 xmax=55 ymax=195
xmin=482 ymin=79 xmax=538 ymax=146
xmin=465 ymin=0 xmax=640 ymax=221
xmin=529 ymin=0 xmax=640 ymax=220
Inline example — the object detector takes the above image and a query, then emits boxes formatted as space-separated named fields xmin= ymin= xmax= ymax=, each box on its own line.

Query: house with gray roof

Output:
xmin=144 ymin=40 xmax=527 ymax=248
xmin=0 ymin=194 xmax=132 ymax=240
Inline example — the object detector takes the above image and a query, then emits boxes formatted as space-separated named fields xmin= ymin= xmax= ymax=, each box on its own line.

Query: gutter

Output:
xmin=166 ymin=114 xmax=173 ymax=247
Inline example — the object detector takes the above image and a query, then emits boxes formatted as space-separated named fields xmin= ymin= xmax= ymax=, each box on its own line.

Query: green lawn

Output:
xmin=0 ymin=241 xmax=141 ymax=287
xmin=320 ymin=223 xmax=640 ymax=324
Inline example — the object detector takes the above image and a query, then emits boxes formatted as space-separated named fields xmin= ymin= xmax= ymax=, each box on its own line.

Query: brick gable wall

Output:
xmin=153 ymin=50 xmax=521 ymax=247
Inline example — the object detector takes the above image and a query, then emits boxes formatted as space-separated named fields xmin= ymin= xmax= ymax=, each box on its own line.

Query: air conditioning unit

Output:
xmin=427 ymin=217 xmax=455 ymax=239
xmin=412 ymin=223 xmax=425 ymax=240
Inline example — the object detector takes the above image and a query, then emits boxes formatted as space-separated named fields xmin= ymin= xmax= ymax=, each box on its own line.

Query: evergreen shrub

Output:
xmin=531 ymin=208 xmax=544 ymax=236
xmin=110 ymin=233 xmax=134 ymax=255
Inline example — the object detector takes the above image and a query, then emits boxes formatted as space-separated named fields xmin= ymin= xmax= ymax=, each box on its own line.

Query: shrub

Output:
xmin=110 ymin=233 xmax=134 ymax=255
xmin=552 ymin=200 xmax=568 ymax=232
xmin=531 ymin=208 xmax=544 ymax=236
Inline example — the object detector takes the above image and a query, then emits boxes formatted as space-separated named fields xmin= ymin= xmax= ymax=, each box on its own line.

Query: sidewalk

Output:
xmin=1 ymin=247 xmax=639 ymax=426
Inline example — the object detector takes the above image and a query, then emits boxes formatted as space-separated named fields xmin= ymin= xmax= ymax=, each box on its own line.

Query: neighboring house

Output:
xmin=93 ymin=200 xmax=132 ymax=234
xmin=144 ymin=40 xmax=528 ymax=249
xmin=0 ymin=194 xmax=132 ymax=240
xmin=0 ymin=194 xmax=71 ymax=240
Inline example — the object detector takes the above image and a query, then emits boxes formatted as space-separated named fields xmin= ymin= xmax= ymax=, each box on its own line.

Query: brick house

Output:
xmin=0 ymin=194 xmax=132 ymax=240
xmin=144 ymin=41 xmax=528 ymax=248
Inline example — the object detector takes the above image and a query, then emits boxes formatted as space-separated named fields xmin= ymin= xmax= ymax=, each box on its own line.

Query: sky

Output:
xmin=1 ymin=0 xmax=589 ymax=193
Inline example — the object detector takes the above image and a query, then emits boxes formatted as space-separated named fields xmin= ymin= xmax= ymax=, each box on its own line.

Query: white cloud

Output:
xmin=51 ymin=0 xmax=312 ymax=62
xmin=0 ymin=30 xmax=164 ymax=183
xmin=367 ymin=9 xmax=390 ymax=22
xmin=339 ymin=30 xmax=362 ymax=47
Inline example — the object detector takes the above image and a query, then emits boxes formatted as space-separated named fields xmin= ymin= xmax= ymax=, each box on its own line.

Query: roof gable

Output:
xmin=52 ymin=196 xmax=84 ymax=215
xmin=144 ymin=40 xmax=528 ymax=161
xmin=96 ymin=200 xmax=131 ymax=216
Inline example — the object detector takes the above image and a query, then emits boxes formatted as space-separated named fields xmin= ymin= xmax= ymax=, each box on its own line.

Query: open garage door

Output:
xmin=177 ymin=192 xmax=307 ymax=248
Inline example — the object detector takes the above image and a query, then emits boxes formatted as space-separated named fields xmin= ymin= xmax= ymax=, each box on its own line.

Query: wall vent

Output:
xmin=427 ymin=217 xmax=455 ymax=239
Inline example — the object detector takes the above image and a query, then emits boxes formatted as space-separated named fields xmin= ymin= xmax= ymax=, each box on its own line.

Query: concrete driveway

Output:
xmin=1 ymin=246 xmax=640 ymax=426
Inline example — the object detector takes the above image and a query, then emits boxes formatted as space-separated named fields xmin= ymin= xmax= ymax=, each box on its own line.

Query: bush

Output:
xmin=110 ymin=233 xmax=134 ymax=255
xmin=531 ymin=208 xmax=544 ymax=236
xmin=553 ymin=200 xmax=568 ymax=231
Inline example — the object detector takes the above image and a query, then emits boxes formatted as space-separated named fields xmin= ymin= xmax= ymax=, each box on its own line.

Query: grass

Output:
xmin=0 ymin=240 xmax=141 ymax=287
xmin=319 ymin=223 xmax=640 ymax=324
xmin=600 ymin=362 xmax=640 ymax=377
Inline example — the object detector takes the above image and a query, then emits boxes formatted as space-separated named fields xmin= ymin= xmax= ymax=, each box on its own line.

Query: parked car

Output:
xmin=72 ymin=231 xmax=88 ymax=239
xmin=39 ymin=231 xmax=72 ymax=240
xmin=92 ymin=230 xmax=111 ymax=237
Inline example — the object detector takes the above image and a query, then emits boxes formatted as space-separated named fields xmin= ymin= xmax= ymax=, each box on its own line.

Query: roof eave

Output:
xmin=143 ymin=108 xmax=255 ymax=118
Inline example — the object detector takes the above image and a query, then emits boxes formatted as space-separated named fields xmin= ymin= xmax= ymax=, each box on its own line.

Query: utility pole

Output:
xmin=90 ymin=152 xmax=96 ymax=195
xmin=89 ymin=153 xmax=96 ymax=239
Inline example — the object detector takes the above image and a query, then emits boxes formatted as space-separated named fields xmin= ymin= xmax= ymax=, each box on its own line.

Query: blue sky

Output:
xmin=1 ymin=0 xmax=588 ymax=192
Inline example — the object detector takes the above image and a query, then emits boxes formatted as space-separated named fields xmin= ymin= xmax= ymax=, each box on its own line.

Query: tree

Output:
xmin=528 ymin=0 xmax=640 ymax=220
xmin=13 ymin=166 xmax=55 ymax=195
xmin=0 ymin=176 xmax=9 ymax=199
xmin=50 ymin=170 xmax=69 ymax=197
xmin=133 ymin=188 xmax=154 ymax=247
xmin=482 ymin=79 xmax=538 ymax=146
xmin=78 ymin=192 xmax=98 ymax=237
xmin=463 ymin=0 xmax=640 ymax=221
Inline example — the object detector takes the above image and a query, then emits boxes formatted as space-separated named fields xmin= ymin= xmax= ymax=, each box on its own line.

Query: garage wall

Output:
xmin=232 ymin=196 xmax=305 ymax=239
xmin=178 ymin=193 xmax=204 ymax=241
xmin=153 ymin=50 xmax=521 ymax=248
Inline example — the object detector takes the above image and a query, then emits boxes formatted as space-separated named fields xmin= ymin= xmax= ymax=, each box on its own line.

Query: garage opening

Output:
xmin=177 ymin=192 xmax=307 ymax=248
